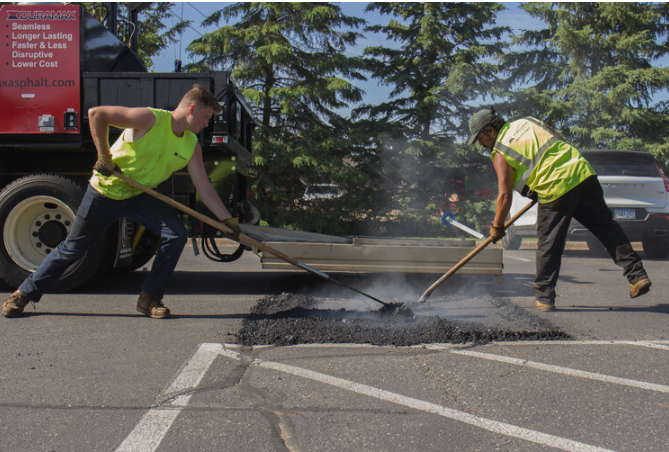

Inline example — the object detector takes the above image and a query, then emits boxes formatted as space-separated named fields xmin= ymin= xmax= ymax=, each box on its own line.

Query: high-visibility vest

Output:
xmin=491 ymin=117 xmax=595 ymax=203
xmin=91 ymin=108 xmax=197 ymax=200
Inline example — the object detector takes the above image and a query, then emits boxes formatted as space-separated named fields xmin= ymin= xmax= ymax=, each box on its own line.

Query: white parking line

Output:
xmin=452 ymin=349 xmax=669 ymax=394
xmin=507 ymin=255 xmax=532 ymax=262
xmin=117 ymin=343 xmax=619 ymax=452
xmin=115 ymin=343 xmax=222 ymax=452
xmin=256 ymin=358 xmax=613 ymax=452
xmin=618 ymin=341 xmax=669 ymax=351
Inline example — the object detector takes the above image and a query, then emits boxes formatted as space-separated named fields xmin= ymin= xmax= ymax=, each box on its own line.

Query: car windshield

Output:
xmin=307 ymin=185 xmax=338 ymax=195
xmin=584 ymin=153 xmax=659 ymax=177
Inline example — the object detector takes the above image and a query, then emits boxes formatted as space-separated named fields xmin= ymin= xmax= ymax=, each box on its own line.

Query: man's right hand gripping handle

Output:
xmin=93 ymin=154 xmax=120 ymax=177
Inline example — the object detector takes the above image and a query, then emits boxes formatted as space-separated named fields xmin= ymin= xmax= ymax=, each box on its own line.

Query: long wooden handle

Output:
xmin=113 ymin=171 xmax=314 ymax=267
xmin=417 ymin=200 xmax=537 ymax=302
xmin=112 ymin=171 xmax=390 ymax=306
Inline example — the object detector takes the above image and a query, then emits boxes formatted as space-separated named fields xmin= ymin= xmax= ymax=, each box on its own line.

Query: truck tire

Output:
xmin=122 ymin=225 xmax=158 ymax=272
xmin=0 ymin=175 xmax=114 ymax=292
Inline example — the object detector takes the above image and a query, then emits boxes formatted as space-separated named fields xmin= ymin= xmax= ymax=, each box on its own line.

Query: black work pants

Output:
xmin=535 ymin=176 xmax=647 ymax=304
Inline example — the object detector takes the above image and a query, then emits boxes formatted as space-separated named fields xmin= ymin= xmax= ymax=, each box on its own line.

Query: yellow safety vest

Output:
xmin=90 ymin=108 xmax=198 ymax=200
xmin=491 ymin=117 xmax=595 ymax=203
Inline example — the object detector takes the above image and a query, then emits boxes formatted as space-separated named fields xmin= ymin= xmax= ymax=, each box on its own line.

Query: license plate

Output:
xmin=614 ymin=208 xmax=636 ymax=220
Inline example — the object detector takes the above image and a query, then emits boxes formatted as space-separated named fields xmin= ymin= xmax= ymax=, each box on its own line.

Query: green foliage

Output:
xmin=502 ymin=2 xmax=669 ymax=168
xmin=82 ymin=2 xmax=187 ymax=70
xmin=80 ymin=2 xmax=669 ymax=237
xmin=187 ymin=3 xmax=369 ymax=234
xmin=350 ymin=2 xmax=507 ymax=236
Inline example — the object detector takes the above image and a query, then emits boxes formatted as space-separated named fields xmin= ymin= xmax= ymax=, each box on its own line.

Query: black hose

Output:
xmin=201 ymin=237 xmax=245 ymax=263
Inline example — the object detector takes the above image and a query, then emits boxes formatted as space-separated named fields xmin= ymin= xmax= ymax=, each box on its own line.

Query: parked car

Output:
xmin=503 ymin=149 xmax=669 ymax=259
xmin=303 ymin=183 xmax=344 ymax=201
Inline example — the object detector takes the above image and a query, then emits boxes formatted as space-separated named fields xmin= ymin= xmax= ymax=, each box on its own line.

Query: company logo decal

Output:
xmin=6 ymin=10 xmax=76 ymax=21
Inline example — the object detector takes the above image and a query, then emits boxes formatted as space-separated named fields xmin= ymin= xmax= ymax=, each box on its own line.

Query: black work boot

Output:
xmin=136 ymin=292 xmax=170 ymax=319
xmin=2 ymin=290 xmax=31 ymax=318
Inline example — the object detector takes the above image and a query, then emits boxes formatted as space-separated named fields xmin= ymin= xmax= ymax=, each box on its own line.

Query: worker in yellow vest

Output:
xmin=2 ymin=84 xmax=241 ymax=319
xmin=467 ymin=108 xmax=651 ymax=311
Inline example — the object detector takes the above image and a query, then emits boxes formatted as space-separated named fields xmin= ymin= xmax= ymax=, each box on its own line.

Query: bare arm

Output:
xmin=492 ymin=152 xmax=515 ymax=228
xmin=187 ymin=143 xmax=233 ymax=222
xmin=88 ymin=106 xmax=156 ymax=156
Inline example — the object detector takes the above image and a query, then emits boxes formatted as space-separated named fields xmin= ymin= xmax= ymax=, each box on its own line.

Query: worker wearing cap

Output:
xmin=467 ymin=108 xmax=651 ymax=311
xmin=2 ymin=84 xmax=241 ymax=319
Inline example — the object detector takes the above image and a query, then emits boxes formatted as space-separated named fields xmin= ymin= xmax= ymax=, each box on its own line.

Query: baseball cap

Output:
xmin=467 ymin=109 xmax=495 ymax=145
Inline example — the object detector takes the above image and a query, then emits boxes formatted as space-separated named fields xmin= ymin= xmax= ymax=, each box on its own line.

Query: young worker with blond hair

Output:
xmin=2 ymin=84 xmax=240 ymax=319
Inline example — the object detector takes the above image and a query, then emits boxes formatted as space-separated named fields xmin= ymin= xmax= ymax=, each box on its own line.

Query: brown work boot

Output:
xmin=136 ymin=292 xmax=170 ymax=319
xmin=2 ymin=290 xmax=30 ymax=318
xmin=630 ymin=278 xmax=651 ymax=298
xmin=533 ymin=299 xmax=555 ymax=312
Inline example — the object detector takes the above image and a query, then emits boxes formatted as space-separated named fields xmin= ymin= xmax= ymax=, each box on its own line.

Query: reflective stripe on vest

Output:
xmin=497 ymin=117 xmax=559 ymax=192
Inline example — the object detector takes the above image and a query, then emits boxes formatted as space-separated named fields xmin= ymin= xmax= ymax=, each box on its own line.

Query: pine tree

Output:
xmin=83 ymin=3 xmax=186 ymax=70
xmin=187 ymin=2 xmax=369 ymax=233
xmin=503 ymin=2 xmax=669 ymax=162
xmin=354 ymin=2 xmax=508 ymax=234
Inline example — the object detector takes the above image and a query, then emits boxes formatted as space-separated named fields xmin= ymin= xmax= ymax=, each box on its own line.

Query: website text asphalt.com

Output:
xmin=1 ymin=77 xmax=75 ymax=90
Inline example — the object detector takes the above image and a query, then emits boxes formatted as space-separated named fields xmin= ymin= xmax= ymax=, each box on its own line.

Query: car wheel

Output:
xmin=0 ymin=175 xmax=114 ymax=291
xmin=502 ymin=226 xmax=522 ymax=250
xmin=641 ymin=237 xmax=669 ymax=259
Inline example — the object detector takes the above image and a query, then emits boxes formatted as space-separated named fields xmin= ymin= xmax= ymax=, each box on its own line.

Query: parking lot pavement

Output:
xmin=114 ymin=340 xmax=668 ymax=451
xmin=499 ymin=248 xmax=669 ymax=341
xmin=0 ymin=244 xmax=667 ymax=450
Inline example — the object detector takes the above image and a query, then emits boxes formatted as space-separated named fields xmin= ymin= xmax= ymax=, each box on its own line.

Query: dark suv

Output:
xmin=503 ymin=149 xmax=669 ymax=258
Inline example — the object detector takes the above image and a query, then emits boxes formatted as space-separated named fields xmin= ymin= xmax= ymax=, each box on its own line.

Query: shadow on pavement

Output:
xmin=554 ymin=303 xmax=669 ymax=315
xmin=13 ymin=311 xmax=253 ymax=320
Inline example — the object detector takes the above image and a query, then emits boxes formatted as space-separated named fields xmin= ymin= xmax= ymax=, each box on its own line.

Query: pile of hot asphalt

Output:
xmin=235 ymin=293 xmax=569 ymax=346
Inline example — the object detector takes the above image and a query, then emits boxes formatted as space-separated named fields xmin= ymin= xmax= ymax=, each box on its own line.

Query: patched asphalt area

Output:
xmin=234 ymin=293 xmax=570 ymax=346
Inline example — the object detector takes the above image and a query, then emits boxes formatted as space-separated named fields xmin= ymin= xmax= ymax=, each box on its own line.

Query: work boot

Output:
xmin=136 ymin=292 xmax=170 ymax=319
xmin=2 ymin=290 xmax=31 ymax=318
xmin=630 ymin=278 xmax=651 ymax=298
xmin=533 ymin=299 xmax=555 ymax=312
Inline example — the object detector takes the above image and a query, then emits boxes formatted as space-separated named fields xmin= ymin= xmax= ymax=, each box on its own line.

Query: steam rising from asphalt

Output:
xmin=302 ymin=273 xmax=514 ymax=327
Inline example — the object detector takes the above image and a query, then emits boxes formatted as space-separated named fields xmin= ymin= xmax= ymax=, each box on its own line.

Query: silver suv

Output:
xmin=503 ymin=149 xmax=669 ymax=258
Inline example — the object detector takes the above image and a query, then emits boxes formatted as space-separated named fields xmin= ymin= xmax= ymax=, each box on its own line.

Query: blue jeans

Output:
xmin=20 ymin=185 xmax=188 ymax=302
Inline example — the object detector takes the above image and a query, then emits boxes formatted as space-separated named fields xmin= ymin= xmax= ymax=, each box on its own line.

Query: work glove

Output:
xmin=93 ymin=154 xmax=120 ymax=177
xmin=222 ymin=217 xmax=241 ymax=241
xmin=520 ymin=185 xmax=539 ymax=201
xmin=489 ymin=224 xmax=506 ymax=244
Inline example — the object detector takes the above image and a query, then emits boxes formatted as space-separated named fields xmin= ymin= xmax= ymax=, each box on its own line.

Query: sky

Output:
xmin=152 ymin=2 xmax=668 ymax=108
xmin=153 ymin=2 xmax=534 ymax=107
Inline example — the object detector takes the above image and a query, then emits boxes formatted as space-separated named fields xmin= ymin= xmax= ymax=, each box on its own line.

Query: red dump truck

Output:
xmin=0 ymin=3 xmax=256 ymax=290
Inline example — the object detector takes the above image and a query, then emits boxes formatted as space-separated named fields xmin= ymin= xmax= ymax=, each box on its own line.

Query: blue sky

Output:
xmin=153 ymin=2 xmax=531 ymax=107
xmin=153 ymin=2 xmax=667 ymax=107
